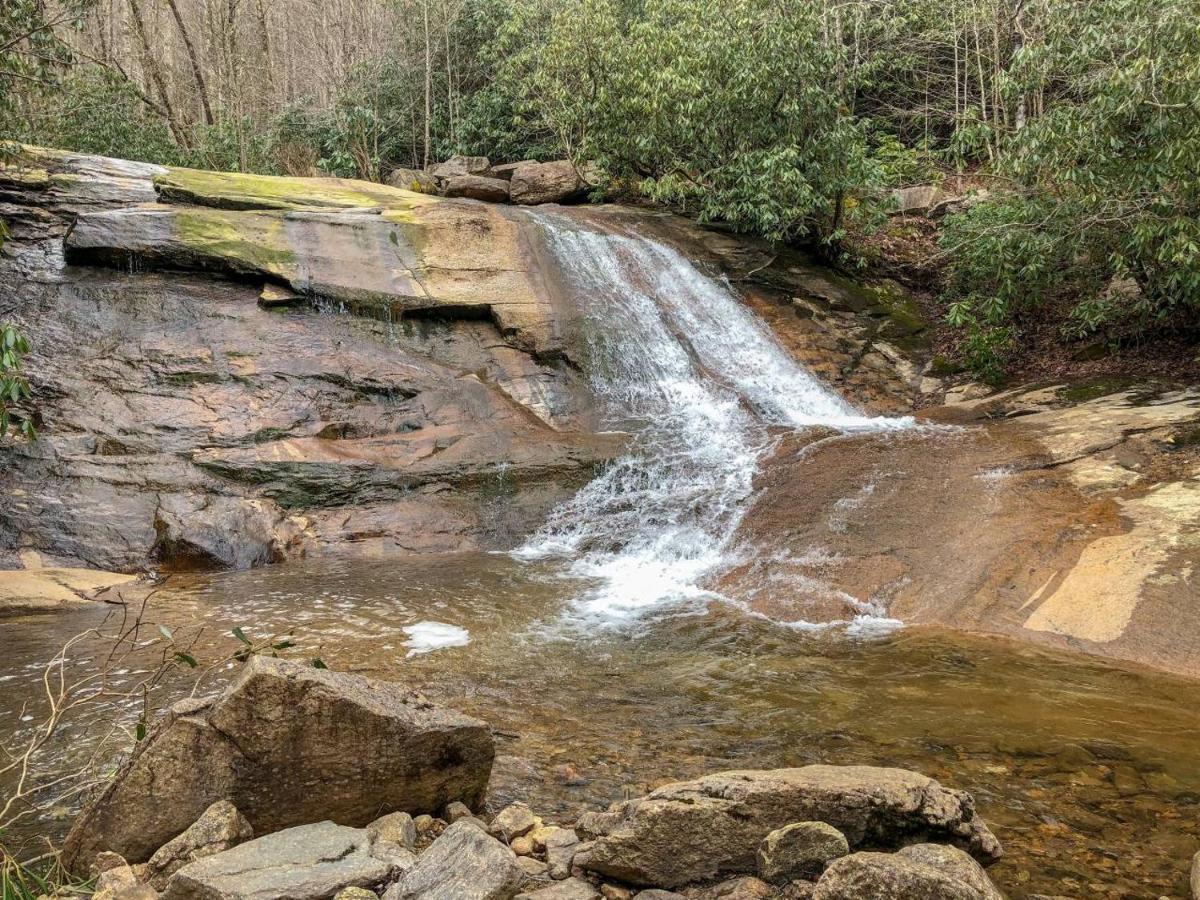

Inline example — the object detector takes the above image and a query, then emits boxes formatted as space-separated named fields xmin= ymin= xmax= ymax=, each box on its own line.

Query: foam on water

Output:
xmin=402 ymin=621 xmax=471 ymax=656
xmin=517 ymin=213 xmax=911 ymax=625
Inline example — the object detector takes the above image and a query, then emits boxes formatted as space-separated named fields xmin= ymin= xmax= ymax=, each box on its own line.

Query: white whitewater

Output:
xmin=516 ymin=212 xmax=910 ymax=625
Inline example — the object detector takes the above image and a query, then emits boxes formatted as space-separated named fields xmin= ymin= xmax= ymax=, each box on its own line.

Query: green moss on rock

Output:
xmin=156 ymin=167 xmax=434 ymax=213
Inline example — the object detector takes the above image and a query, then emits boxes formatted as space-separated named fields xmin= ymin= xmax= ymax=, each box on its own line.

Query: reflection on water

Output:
xmin=2 ymin=553 xmax=1198 ymax=899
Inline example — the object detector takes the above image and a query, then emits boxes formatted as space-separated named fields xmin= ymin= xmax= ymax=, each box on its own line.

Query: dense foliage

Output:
xmin=941 ymin=0 xmax=1200 ymax=374
xmin=2 ymin=0 xmax=1198 ymax=375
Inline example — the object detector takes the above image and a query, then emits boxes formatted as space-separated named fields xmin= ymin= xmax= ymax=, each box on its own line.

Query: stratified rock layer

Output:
xmin=63 ymin=657 xmax=493 ymax=871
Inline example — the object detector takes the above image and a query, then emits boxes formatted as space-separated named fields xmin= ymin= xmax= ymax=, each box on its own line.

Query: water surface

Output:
xmin=3 ymin=554 xmax=1197 ymax=899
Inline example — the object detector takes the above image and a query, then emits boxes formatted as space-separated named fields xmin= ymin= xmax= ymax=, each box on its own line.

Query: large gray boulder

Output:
xmin=162 ymin=821 xmax=390 ymax=900
xmin=430 ymin=155 xmax=491 ymax=178
xmin=64 ymin=657 xmax=494 ymax=871
xmin=573 ymin=767 xmax=1000 ymax=888
xmin=383 ymin=818 xmax=526 ymax=900
xmin=509 ymin=161 xmax=589 ymax=206
xmin=812 ymin=851 xmax=996 ymax=900
xmin=443 ymin=175 xmax=510 ymax=203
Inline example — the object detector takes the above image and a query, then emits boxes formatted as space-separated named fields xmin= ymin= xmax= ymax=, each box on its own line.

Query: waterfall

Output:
xmin=516 ymin=212 xmax=910 ymax=624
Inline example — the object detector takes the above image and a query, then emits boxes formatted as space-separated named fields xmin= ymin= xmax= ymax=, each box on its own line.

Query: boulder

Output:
xmin=161 ymin=821 xmax=390 ymax=900
xmin=489 ymin=161 xmax=537 ymax=181
xmin=387 ymin=167 xmax=438 ymax=194
xmin=64 ymin=657 xmax=494 ymax=871
xmin=431 ymin=155 xmax=492 ymax=178
xmin=367 ymin=812 xmax=417 ymax=851
xmin=384 ymin=819 xmax=525 ymax=900
xmin=146 ymin=800 xmax=253 ymax=889
xmin=811 ymin=851 xmax=986 ymax=900
xmin=895 ymin=844 xmax=1004 ymax=900
xmin=509 ymin=161 xmax=589 ymax=206
xmin=514 ymin=879 xmax=600 ymax=900
xmin=490 ymin=802 xmax=540 ymax=840
xmin=757 ymin=822 xmax=849 ymax=883
xmin=443 ymin=175 xmax=510 ymax=203
xmin=573 ymin=767 xmax=1000 ymax=888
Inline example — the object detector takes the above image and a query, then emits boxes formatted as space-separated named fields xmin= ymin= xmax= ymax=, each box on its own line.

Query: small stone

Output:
xmin=515 ymin=878 xmax=601 ymax=900
xmin=370 ymin=840 xmax=417 ymax=879
xmin=385 ymin=819 xmax=524 ymax=900
xmin=512 ymin=835 xmax=536 ymax=856
xmin=490 ymin=802 xmax=540 ymax=839
xmin=757 ymin=822 xmax=849 ymax=883
xmin=599 ymin=886 xmax=631 ymax=900
xmin=95 ymin=866 xmax=139 ymax=893
xmin=518 ymin=857 xmax=551 ymax=878
xmin=634 ymin=893 xmax=685 ymax=900
xmin=695 ymin=877 xmax=775 ymax=899
xmin=414 ymin=814 xmax=436 ymax=833
xmin=367 ymin=812 xmax=416 ymax=851
xmin=779 ymin=882 xmax=815 ymax=900
xmin=334 ymin=890 xmax=379 ymax=900
xmin=444 ymin=801 xmax=474 ymax=822
xmin=147 ymin=800 xmax=253 ymax=889
xmin=91 ymin=852 xmax=129 ymax=877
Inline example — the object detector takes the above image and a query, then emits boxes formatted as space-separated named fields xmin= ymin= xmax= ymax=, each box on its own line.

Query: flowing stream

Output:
xmin=517 ymin=213 xmax=909 ymax=625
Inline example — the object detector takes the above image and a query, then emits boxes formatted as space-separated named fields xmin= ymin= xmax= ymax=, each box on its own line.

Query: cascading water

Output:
xmin=516 ymin=212 xmax=911 ymax=625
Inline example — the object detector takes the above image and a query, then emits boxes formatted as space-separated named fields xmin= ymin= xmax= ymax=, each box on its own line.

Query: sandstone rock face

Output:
xmin=1 ymin=148 xmax=615 ymax=573
xmin=757 ymin=821 xmax=849 ymax=883
xmin=63 ymin=657 xmax=493 ymax=871
xmin=811 ymin=851 xmax=987 ymax=900
xmin=509 ymin=161 xmax=588 ymax=206
xmin=384 ymin=819 xmax=525 ymax=900
xmin=574 ymin=767 xmax=1000 ymax=888
xmin=161 ymin=821 xmax=390 ymax=900
xmin=444 ymin=174 xmax=511 ymax=203
xmin=146 ymin=800 xmax=253 ymax=889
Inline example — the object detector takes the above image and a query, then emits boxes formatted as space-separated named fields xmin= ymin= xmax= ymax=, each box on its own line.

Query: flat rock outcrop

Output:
xmin=63 ymin=657 xmax=493 ymax=871
xmin=574 ymin=767 xmax=1000 ymax=888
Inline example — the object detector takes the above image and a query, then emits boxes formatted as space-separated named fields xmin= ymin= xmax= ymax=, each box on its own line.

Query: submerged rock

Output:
xmin=384 ymin=818 xmax=525 ymax=900
xmin=574 ymin=767 xmax=1000 ymax=888
xmin=161 ymin=821 xmax=389 ymax=900
xmin=63 ymin=657 xmax=493 ymax=871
